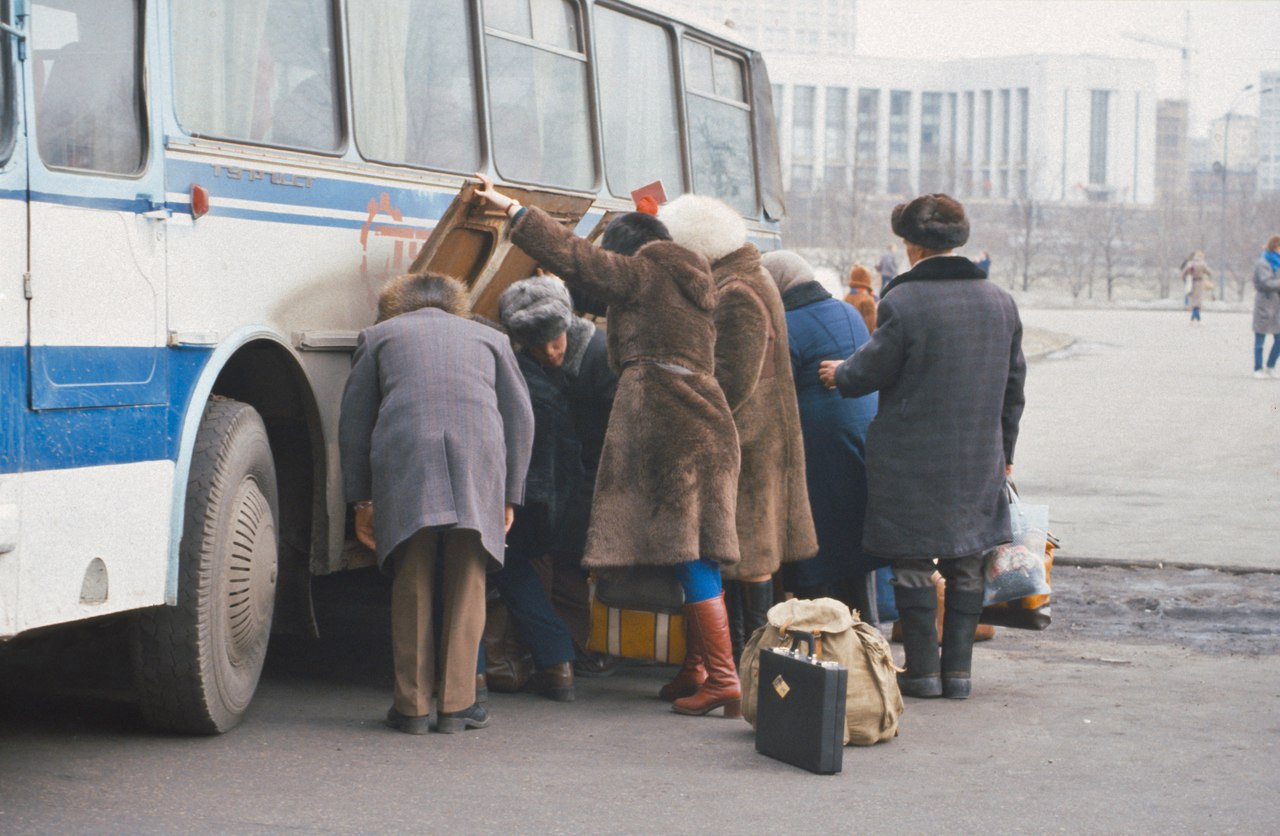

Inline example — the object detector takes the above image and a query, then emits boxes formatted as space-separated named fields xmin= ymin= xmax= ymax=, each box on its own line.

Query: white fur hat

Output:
xmin=658 ymin=194 xmax=747 ymax=263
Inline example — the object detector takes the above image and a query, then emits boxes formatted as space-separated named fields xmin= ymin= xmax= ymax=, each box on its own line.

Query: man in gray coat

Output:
xmin=820 ymin=194 xmax=1025 ymax=701
xmin=340 ymin=273 xmax=534 ymax=734
xmin=1251 ymin=235 xmax=1280 ymax=379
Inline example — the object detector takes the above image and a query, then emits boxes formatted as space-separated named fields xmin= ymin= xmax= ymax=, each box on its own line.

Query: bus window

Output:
xmin=483 ymin=0 xmax=594 ymax=190
xmin=593 ymin=7 xmax=683 ymax=200
xmin=347 ymin=0 xmax=481 ymax=173
xmin=682 ymin=39 xmax=757 ymax=216
xmin=170 ymin=0 xmax=341 ymax=152
xmin=31 ymin=0 xmax=144 ymax=175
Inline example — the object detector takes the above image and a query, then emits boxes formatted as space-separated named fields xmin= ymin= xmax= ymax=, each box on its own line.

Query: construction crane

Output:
xmin=1121 ymin=9 xmax=1194 ymax=107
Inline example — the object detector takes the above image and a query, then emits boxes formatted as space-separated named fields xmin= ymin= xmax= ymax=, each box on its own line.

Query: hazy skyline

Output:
xmin=856 ymin=0 xmax=1279 ymax=136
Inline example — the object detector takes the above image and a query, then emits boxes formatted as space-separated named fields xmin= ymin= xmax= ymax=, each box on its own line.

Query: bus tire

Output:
xmin=131 ymin=397 xmax=279 ymax=734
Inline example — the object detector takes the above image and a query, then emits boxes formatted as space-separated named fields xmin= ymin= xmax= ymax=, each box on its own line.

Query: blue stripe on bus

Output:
xmin=0 ymin=345 xmax=213 ymax=474
xmin=165 ymin=158 xmax=458 ymax=219
xmin=28 ymin=191 xmax=159 ymax=214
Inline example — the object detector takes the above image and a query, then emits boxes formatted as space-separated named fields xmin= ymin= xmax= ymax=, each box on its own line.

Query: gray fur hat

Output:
xmin=890 ymin=193 xmax=969 ymax=251
xmin=498 ymin=275 xmax=574 ymax=345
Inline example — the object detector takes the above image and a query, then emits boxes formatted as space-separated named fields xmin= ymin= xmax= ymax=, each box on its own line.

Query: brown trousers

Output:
xmin=391 ymin=527 xmax=486 ymax=715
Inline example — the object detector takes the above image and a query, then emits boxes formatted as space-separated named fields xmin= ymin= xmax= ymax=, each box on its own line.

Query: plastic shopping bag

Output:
xmin=982 ymin=484 xmax=1051 ymax=607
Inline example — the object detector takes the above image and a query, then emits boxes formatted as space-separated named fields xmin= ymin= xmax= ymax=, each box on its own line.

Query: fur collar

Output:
xmin=712 ymin=243 xmax=762 ymax=285
xmin=781 ymin=280 xmax=831 ymax=311
xmin=881 ymin=255 xmax=987 ymax=297
xmin=562 ymin=316 xmax=596 ymax=377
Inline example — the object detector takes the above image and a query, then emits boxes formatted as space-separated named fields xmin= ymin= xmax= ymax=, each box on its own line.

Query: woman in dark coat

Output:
xmin=820 ymin=194 xmax=1025 ymax=701
xmin=473 ymin=174 xmax=743 ymax=718
xmin=761 ymin=251 xmax=881 ymax=619
xmin=340 ymin=273 xmax=534 ymax=733
xmin=660 ymin=194 xmax=818 ymax=667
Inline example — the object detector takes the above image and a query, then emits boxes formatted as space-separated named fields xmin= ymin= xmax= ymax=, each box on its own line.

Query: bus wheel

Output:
xmin=131 ymin=397 xmax=279 ymax=734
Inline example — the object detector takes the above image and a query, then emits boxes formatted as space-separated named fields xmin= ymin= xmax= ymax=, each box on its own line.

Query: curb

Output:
xmin=1024 ymin=329 xmax=1074 ymax=361
xmin=1054 ymin=555 xmax=1280 ymax=576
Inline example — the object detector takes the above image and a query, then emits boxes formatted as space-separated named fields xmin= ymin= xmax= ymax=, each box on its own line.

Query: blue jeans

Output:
xmin=675 ymin=559 xmax=723 ymax=604
xmin=495 ymin=550 xmax=576 ymax=669
xmin=1255 ymin=333 xmax=1280 ymax=371
xmin=1190 ymin=306 xmax=1200 ymax=321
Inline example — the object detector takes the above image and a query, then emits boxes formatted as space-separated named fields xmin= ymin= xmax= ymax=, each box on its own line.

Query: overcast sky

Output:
xmin=856 ymin=0 xmax=1280 ymax=135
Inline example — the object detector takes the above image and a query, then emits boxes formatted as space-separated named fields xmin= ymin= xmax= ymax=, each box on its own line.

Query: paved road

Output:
xmin=2 ymin=568 xmax=1278 ymax=834
xmin=1016 ymin=308 xmax=1279 ymax=571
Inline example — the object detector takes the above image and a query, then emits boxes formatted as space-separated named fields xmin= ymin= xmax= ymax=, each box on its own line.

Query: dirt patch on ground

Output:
xmin=1036 ymin=564 xmax=1280 ymax=656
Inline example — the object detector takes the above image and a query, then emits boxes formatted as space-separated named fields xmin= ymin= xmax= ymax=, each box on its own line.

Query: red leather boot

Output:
xmin=658 ymin=612 xmax=705 ymax=701
xmin=672 ymin=595 xmax=742 ymax=718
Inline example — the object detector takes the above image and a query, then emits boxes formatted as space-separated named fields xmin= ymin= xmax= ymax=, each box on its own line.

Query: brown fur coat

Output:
xmin=509 ymin=207 xmax=741 ymax=569
xmin=712 ymin=245 xmax=819 ymax=579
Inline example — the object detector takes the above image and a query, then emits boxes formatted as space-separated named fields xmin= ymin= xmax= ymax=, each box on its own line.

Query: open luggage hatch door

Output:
xmin=408 ymin=183 xmax=597 ymax=319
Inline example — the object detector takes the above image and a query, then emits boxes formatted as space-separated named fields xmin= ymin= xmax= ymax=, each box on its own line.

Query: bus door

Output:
xmin=14 ymin=0 xmax=170 ymax=631
xmin=0 ymin=0 xmax=26 ymax=635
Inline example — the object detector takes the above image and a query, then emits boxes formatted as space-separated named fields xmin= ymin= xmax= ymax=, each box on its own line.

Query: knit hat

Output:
xmin=761 ymin=250 xmax=815 ymax=294
xmin=498 ymin=275 xmax=574 ymax=345
xmin=659 ymin=194 xmax=747 ymax=263
xmin=848 ymin=264 xmax=873 ymax=290
xmin=600 ymin=211 xmax=672 ymax=256
xmin=890 ymin=193 xmax=969 ymax=251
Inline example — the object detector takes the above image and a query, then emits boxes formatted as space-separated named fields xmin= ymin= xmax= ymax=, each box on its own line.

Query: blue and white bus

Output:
xmin=0 ymin=0 xmax=783 ymax=732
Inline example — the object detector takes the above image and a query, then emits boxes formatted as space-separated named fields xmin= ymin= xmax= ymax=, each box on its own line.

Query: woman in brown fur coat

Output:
xmin=660 ymin=195 xmax=819 ymax=665
xmin=473 ymin=175 xmax=744 ymax=718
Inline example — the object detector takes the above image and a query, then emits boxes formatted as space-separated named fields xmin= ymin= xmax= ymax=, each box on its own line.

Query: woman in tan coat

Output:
xmin=844 ymin=264 xmax=879 ymax=335
xmin=660 ymin=195 xmax=818 ymax=665
xmin=473 ymin=175 xmax=744 ymax=718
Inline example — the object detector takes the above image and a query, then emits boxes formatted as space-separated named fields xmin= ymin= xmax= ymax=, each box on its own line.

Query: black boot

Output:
xmin=941 ymin=588 xmax=984 ymax=699
xmin=894 ymin=586 xmax=942 ymax=698
xmin=724 ymin=581 xmax=745 ymax=666
xmin=739 ymin=579 xmax=774 ymax=666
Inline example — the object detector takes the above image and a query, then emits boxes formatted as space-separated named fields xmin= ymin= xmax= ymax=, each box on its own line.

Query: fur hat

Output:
xmin=378 ymin=273 xmax=470 ymax=322
xmin=890 ymin=193 xmax=969 ymax=251
xmin=499 ymin=275 xmax=574 ymax=345
xmin=659 ymin=194 xmax=747 ymax=263
xmin=761 ymin=250 xmax=814 ymax=294
xmin=600 ymin=212 xmax=671 ymax=256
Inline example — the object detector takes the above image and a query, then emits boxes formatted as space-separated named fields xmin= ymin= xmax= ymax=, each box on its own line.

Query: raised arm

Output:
xmin=713 ymin=280 xmax=769 ymax=412
xmin=829 ymin=297 xmax=907 ymax=398
xmin=473 ymin=173 xmax=641 ymax=307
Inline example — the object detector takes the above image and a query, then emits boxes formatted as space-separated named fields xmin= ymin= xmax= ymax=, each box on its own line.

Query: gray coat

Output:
xmin=834 ymin=256 xmax=1026 ymax=560
xmin=1252 ymin=254 xmax=1280 ymax=334
xmin=339 ymin=308 xmax=535 ymax=571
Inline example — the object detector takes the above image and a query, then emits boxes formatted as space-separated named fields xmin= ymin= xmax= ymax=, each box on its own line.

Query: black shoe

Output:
xmin=942 ymin=675 xmax=971 ymax=699
xmin=385 ymin=706 xmax=432 ymax=735
xmin=897 ymin=673 xmax=943 ymax=699
xmin=436 ymin=702 xmax=489 ymax=734
xmin=573 ymin=651 xmax=620 ymax=678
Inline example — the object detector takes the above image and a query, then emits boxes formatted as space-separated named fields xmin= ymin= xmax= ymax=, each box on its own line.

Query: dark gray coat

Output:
xmin=339 ymin=308 xmax=535 ymax=571
xmin=1252 ymin=254 xmax=1280 ymax=334
xmin=834 ymin=256 xmax=1025 ymax=560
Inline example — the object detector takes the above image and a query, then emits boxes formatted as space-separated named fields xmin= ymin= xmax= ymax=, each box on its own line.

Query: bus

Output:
xmin=0 ymin=0 xmax=783 ymax=733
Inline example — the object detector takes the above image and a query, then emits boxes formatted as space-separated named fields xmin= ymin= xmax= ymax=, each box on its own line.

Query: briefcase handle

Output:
xmin=784 ymin=629 xmax=817 ymax=659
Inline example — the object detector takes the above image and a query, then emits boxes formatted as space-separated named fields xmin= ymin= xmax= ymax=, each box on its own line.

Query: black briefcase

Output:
xmin=755 ymin=631 xmax=847 ymax=775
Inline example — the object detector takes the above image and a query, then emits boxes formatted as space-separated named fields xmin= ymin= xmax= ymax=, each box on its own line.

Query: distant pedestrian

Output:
xmin=876 ymin=244 xmax=900 ymax=290
xmin=340 ymin=273 xmax=535 ymax=734
xmin=819 ymin=194 xmax=1026 ymax=702
xmin=974 ymin=250 xmax=991 ymax=277
xmin=1252 ymin=235 xmax=1280 ymax=379
xmin=844 ymin=264 xmax=879 ymax=335
xmin=1182 ymin=251 xmax=1213 ymax=324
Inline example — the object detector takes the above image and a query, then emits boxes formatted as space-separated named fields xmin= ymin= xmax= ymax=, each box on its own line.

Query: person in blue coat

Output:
xmin=761 ymin=251 xmax=883 ymax=621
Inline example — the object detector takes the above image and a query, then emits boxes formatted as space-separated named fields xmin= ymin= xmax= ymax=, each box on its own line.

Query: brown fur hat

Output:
xmin=890 ymin=194 xmax=970 ymax=251
xmin=377 ymin=273 xmax=471 ymax=322
xmin=848 ymin=264 xmax=874 ymax=290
